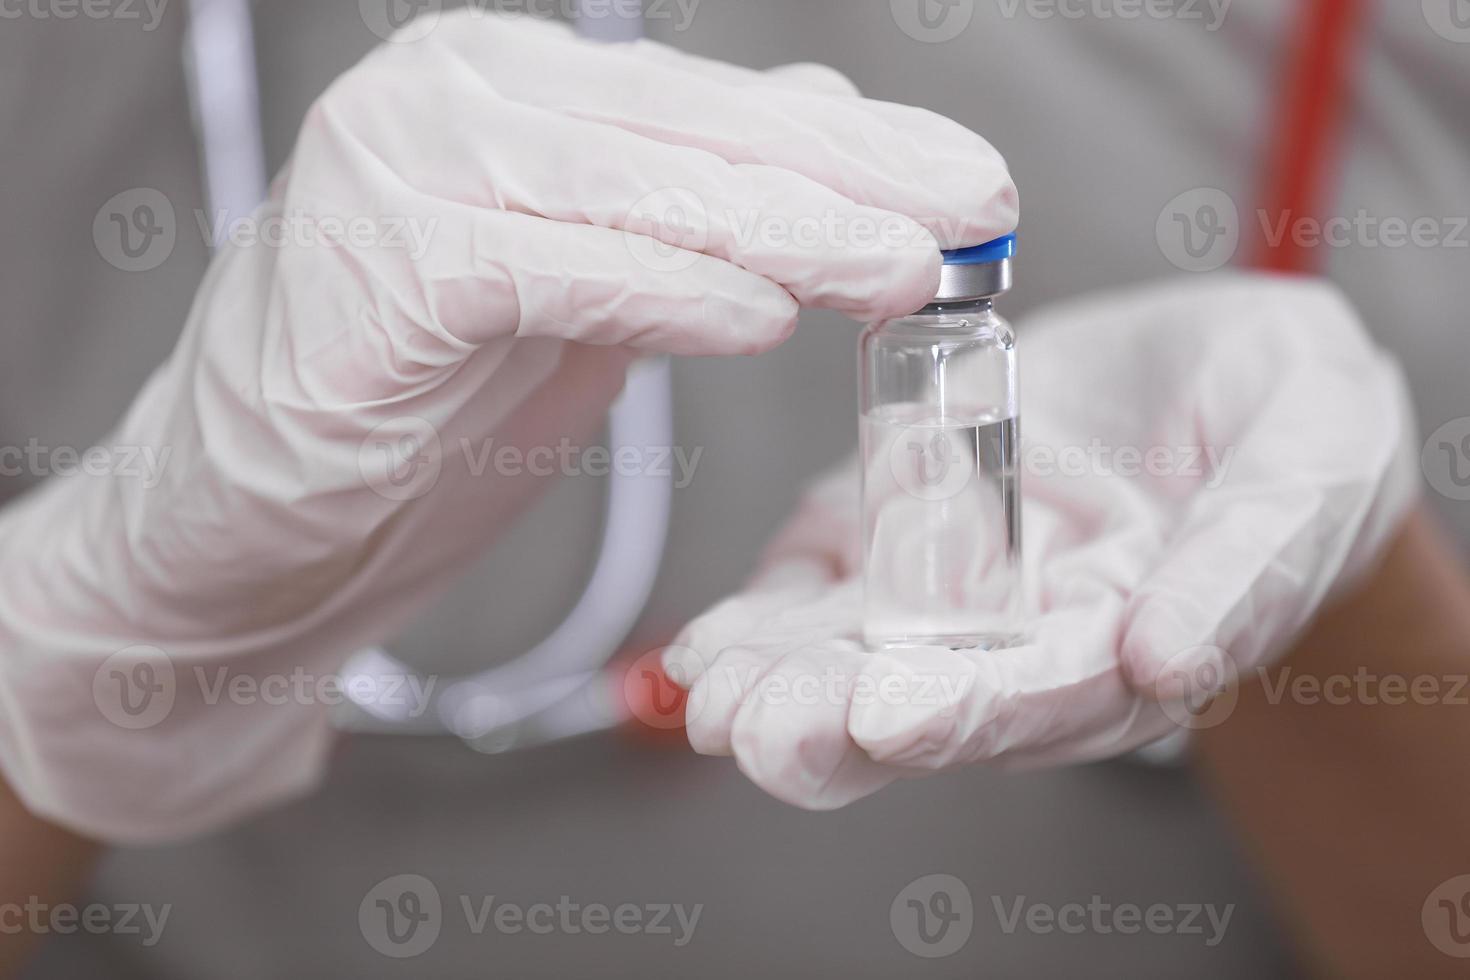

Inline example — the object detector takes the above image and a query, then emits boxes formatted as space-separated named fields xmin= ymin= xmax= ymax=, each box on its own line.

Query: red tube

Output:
xmin=1250 ymin=0 xmax=1372 ymax=274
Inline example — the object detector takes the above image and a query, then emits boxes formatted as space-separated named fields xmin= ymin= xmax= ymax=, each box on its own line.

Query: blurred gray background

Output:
xmin=7 ymin=0 xmax=1467 ymax=975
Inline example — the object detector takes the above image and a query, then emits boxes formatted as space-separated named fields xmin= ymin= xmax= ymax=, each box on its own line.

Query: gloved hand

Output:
xmin=0 ymin=13 xmax=1017 ymax=842
xmin=666 ymin=275 xmax=1420 ymax=809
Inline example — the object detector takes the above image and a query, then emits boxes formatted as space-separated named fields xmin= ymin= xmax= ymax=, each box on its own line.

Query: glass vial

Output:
xmin=860 ymin=235 xmax=1021 ymax=650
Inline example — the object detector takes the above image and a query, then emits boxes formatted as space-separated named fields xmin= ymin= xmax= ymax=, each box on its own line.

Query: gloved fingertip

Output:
xmin=927 ymin=171 xmax=1020 ymax=251
xmin=833 ymin=231 xmax=942 ymax=323
xmin=847 ymin=701 xmax=939 ymax=767
xmin=683 ymin=693 xmax=735 ymax=758
xmin=660 ymin=644 xmax=710 ymax=689
xmin=731 ymin=733 xmax=891 ymax=811
xmin=847 ymin=649 xmax=997 ymax=769
xmin=764 ymin=62 xmax=861 ymax=98
xmin=889 ymin=232 xmax=945 ymax=317
xmin=1121 ymin=626 xmax=1237 ymax=704
xmin=703 ymin=288 xmax=798 ymax=356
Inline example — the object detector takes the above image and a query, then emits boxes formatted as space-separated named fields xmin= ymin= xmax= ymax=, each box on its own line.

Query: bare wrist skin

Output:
xmin=1195 ymin=508 xmax=1470 ymax=979
xmin=0 ymin=776 xmax=100 ymax=977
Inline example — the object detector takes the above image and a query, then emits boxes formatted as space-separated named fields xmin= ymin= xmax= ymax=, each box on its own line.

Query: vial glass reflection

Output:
xmin=860 ymin=237 xmax=1022 ymax=650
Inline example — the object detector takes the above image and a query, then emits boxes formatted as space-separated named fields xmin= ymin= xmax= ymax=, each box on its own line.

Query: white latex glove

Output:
xmin=0 ymin=13 xmax=1017 ymax=843
xmin=666 ymin=275 xmax=1420 ymax=810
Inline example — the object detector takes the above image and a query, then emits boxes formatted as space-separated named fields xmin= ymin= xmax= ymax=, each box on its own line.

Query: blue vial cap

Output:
xmin=941 ymin=233 xmax=1017 ymax=266
xmin=933 ymin=233 xmax=1015 ymax=302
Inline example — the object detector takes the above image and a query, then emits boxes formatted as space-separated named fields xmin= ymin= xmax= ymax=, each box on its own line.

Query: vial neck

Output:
xmin=917 ymin=296 xmax=996 ymax=316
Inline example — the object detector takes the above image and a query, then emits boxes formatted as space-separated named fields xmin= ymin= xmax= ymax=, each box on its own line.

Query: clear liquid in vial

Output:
xmin=861 ymin=408 xmax=1021 ymax=650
